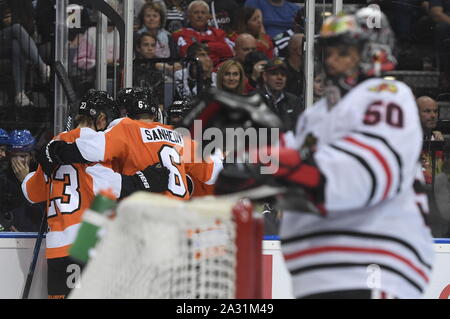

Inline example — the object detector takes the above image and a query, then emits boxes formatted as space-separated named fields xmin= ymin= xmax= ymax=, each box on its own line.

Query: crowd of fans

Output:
xmin=1 ymin=0 xmax=450 ymax=237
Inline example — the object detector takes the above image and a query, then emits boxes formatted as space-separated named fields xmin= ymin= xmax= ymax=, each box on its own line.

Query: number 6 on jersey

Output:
xmin=158 ymin=145 xmax=187 ymax=197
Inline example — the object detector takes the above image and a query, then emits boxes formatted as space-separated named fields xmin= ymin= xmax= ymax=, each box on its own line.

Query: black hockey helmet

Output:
xmin=78 ymin=89 xmax=119 ymax=129
xmin=116 ymin=87 xmax=159 ymax=120
xmin=166 ymin=99 xmax=191 ymax=125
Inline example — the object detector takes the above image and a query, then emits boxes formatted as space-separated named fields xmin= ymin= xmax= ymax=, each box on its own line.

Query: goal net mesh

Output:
xmin=69 ymin=192 xmax=258 ymax=299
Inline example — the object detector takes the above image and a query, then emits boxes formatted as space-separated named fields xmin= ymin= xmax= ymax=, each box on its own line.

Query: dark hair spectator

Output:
xmin=243 ymin=0 xmax=301 ymax=38
xmin=255 ymin=57 xmax=304 ymax=131
xmin=243 ymin=50 xmax=268 ymax=93
xmin=174 ymin=42 xmax=215 ymax=99
xmin=133 ymin=32 xmax=165 ymax=102
xmin=231 ymin=6 xmax=274 ymax=59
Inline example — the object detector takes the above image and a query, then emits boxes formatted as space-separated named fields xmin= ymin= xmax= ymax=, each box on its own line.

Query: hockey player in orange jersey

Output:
xmin=24 ymin=90 xmax=170 ymax=298
xmin=38 ymin=87 xmax=222 ymax=201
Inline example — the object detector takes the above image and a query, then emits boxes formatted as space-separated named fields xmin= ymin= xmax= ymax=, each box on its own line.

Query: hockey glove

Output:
xmin=120 ymin=163 xmax=170 ymax=198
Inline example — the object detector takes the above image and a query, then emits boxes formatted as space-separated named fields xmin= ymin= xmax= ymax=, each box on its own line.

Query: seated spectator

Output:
xmin=206 ymin=0 xmax=240 ymax=34
xmin=0 ymin=130 xmax=44 ymax=232
xmin=243 ymin=50 xmax=268 ymax=93
xmin=233 ymin=33 xmax=258 ymax=66
xmin=216 ymin=59 xmax=245 ymax=95
xmin=418 ymin=95 xmax=444 ymax=141
xmin=284 ymin=33 xmax=305 ymax=98
xmin=244 ymin=0 xmax=301 ymax=38
xmin=74 ymin=23 xmax=120 ymax=71
xmin=0 ymin=2 xmax=50 ymax=106
xmin=172 ymin=0 xmax=234 ymax=66
xmin=133 ymin=33 xmax=165 ymax=102
xmin=253 ymin=58 xmax=304 ymax=131
xmin=164 ymin=0 xmax=187 ymax=33
xmin=212 ymin=32 xmax=256 ymax=75
xmin=313 ymin=64 xmax=325 ymax=104
xmin=231 ymin=7 xmax=274 ymax=59
xmin=418 ymin=95 xmax=445 ymax=185
xmin=137 ymin=2 xmax=178 ymax=59
xmin=174 ymin=42 xmax=216 ymax=99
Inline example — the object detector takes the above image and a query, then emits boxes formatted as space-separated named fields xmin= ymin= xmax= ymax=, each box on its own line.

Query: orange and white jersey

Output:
xmin=22 ymin=128 xmax=122 ymax=259
xmin=72 ymin=117 xmax=222 ymax=200
xmin=186 ymin=174 xmax=215 ymax=197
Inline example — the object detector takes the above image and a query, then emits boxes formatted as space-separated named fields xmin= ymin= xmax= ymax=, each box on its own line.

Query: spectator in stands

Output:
xmin=272 ymin=8 xmax=304 ymax=58
xmin=133 ymin=32 xmax=165 ymax=102
xmin=74 ymin=23 xmax=120 ymax=71
xmin=418 ymin=95 xmax=444 ymax=141
xmin=313 ymin=65 xmax=325 ymax=104
xmin=233 ymin=33 xmax=257 ymax=65
xmin=243 ymin=50 xmax=268 ymax=93
xmin=0 ymin=2 xmax=50 ymax=106
xmin=164 ymin=0 xmax=187 ymax=33
xmin=137 ymin=2 xmax=178 ymax=59
xmin=418 ymin=95 xmax=445 ymax=185
xmin=429 ymin=0 xmax=450 ymax=88
xmin=172 ymin=0 xmax=234 ymax=66
xmin=284 ymin=33 xmax=305 ymax=97
xmin=174 ymin=42 xmax=215 ymax=99
xmin=0 ymin=130 xmax=44 ymax=232
xmin=256 ymin=58 xmax=303 ymax=131
xmin=244 ymin=0 xmax=301 ymax=38
xmin=232 ymin=7 xmax=274 ymax=59
xmin=206 ymin=0 xmax=240 ymax=34
xmin=216 ymin=59 xmax=245 ymax=95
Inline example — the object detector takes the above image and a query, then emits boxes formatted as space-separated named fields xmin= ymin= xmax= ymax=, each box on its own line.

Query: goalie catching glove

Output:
xmin=120 ymin=163 xmax=170 ymax=198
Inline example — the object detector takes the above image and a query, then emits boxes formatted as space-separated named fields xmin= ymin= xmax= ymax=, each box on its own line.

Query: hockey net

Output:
xmin=69 ymin=192 xmax=263 ymax=299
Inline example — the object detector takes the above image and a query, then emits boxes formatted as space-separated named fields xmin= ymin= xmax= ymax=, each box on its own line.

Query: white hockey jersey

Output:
xmin=280 ymin=78 xmax=435 ymax=299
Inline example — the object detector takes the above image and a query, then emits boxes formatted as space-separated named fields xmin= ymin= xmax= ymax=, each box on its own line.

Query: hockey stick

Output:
xmin=54 ymin=61 xmax=79 ymax=131
xmin=21 ymin=204 xmax=47 ymax=299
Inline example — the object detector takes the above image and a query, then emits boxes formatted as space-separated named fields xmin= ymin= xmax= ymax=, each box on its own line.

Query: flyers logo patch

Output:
xmin=368 ymin=83 xmax=398 ymax=93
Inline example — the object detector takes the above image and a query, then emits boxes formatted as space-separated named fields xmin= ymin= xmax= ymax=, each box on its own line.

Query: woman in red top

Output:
xmin=230 ymin=7 xmax=274 ymax=59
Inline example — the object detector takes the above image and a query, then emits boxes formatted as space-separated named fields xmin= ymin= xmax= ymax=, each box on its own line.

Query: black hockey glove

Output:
xmin=120 ymin=163 xmax=170 ymax=198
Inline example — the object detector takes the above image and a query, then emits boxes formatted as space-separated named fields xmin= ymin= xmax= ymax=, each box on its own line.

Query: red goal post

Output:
xmin=69 ymin=192 xmax=263 ymax=299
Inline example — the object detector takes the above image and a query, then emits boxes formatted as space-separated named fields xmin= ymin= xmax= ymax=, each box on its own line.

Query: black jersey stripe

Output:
xmin=289 ymin=262 xmax=423 ymax=294
xmin=330 ymin=144 xmax=377 ymax=206
xmin=282 ymin=230 xmax=432 ymax=270
xmin=353 ymin=130 xmax=403 ymax=193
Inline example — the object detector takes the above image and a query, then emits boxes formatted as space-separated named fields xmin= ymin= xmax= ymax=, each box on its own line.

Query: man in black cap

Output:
xmin=256 ymin=57 xmax=304 ymax=132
